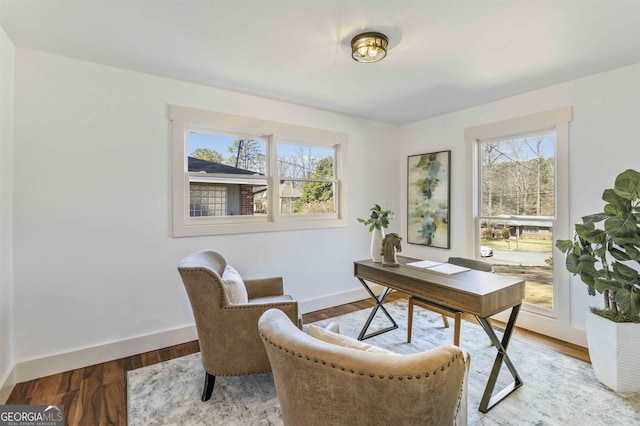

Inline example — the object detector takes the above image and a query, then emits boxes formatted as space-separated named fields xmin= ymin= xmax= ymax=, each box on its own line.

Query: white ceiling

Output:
xmin=1 ymin=0 xmax=639 ymax=124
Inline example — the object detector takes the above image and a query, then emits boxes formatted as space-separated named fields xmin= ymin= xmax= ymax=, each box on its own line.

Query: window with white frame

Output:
xmin=170 ymin=105 xmax=347 ymax=236
xmin=277 ymin=141 xmax=336 ymax=216
xmin=465 ymin=106 xmax=572 ymax=320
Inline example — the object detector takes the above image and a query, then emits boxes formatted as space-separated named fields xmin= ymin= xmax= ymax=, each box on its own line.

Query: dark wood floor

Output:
xmin=6 ymin=293 xmax=589 ymax=425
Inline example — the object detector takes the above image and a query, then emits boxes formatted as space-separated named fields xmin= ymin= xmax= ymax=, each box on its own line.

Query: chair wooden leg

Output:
xmin=407 ymin=297 xmax=414 ymax=343
xmin=487 ymin=318 xmax=495 ymax=346
xmin=453 ymin=312 xmax=462 ymax=346
xmin=201 ymin=372 xmax=215 ymax=402
xmin=441 ymin=314 xmax=450 ymax=328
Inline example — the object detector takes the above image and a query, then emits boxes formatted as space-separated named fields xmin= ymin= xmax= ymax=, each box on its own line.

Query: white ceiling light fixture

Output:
xmin=351 ymin=32 xmax=388 ymax=63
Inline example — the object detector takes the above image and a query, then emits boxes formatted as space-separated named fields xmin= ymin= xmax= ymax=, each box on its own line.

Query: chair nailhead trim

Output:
xmin=260 ymin=334 xmax=466 ymax=381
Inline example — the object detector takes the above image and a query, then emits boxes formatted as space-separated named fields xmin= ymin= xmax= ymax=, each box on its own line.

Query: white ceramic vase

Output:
xmin=586 ymin=309 xmax=640 ymax=392
xmin=370 ymin=227 xmax=385 ymax=263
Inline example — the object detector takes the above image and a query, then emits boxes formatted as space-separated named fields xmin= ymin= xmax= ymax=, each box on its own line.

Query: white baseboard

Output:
xmin=14 ymin=325 xmax=198 ymax=383
xmin=299 ymin=284 xmax=382 ymax=314
xmin=0 ymin=366 xmax=16 ymax=404
xmin=11 ymin=288 xmax=378 ymax=383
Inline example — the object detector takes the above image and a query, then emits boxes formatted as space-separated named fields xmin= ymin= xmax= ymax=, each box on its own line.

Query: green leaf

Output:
xmin=582 ymin=213 xmax=609 ymax=224
xmin=602 ymin=188 xmax=626 ymax=207
xmin=577 ymin=255 xmax=598 ymax=275
xmin=565 ymin=253 xmax=580 ymax=273
xmin=605 ymin=214 xmax=638 ymax=237
xmin=555 ymin=239 xmax=574 ymax=253
xmin=613 ymin=169 xmax=640 ymax=200
xmin=604 ymin=204 xmax=622 ymax=216
xmin=576 ymin=226 xmax=607 ymax=244
xmin=609 ymin=247 xmax=631 ymax=261
xmin=611 ymin=261 xmax=640 ymax=280
xmin=621 ymin=244 xmax=640 ymax=261
xmin=616 ymin=291 xmax=640 ymax=316
xmin=580 ymin=271 xmax=596 ymax=287
xmin=612 ymin=236 xmax=640 ymax=246
xmin=594 ymin=277 xmax=621 ymax=293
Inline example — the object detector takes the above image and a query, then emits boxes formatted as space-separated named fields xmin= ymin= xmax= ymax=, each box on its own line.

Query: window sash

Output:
xmin=171 ymin=105 xmax=348 ymax=236
xmin=466 ymin=106 xmax=571 ymax=323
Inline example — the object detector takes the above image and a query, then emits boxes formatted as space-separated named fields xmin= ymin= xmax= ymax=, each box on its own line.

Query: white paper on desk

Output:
xmin=428 ymin=263 xmax=470 ymax=275
xmin=406 ymin=260 xmax=442 ymax=268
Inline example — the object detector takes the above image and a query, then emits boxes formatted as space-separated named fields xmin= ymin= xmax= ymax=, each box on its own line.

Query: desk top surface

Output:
xmin=354 ymin=256 xmax=526 ymax=317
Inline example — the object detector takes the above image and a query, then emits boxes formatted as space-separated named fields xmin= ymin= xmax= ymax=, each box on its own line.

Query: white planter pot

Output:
xmin=586 ymin=309 xmax=640 ymax=392
xmin=370 ymin=228 xmax=385 ymax=263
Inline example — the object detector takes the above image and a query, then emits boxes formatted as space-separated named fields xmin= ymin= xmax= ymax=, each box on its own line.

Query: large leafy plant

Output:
xmin=357 ymin=204 xmax=395 ymax=232
xmin=556 ymin=169 xmax=640 ymax=322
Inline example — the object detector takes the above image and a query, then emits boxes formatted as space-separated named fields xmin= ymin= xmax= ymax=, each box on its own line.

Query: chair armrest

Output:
xmin=200 ymin=301 xmax=300 ymax=375
xmin=224 ymin=301 xmax=300 ymax=340
xmin=244 ymin=276 xmax=284 ymax=299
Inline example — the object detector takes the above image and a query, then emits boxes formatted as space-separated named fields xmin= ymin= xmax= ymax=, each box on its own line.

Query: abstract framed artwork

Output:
xmin=407 ymin=150 xmax=451 ymax=248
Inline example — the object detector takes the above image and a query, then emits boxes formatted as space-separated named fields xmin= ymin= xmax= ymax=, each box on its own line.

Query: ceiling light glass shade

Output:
xmin=351 ymin=32 xmax=388 ymax=63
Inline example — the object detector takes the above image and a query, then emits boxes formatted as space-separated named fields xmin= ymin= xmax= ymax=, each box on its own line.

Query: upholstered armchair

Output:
xmin=178 ymin=250 xmax=300 ymax=401
xmin=408 ymin=257 xmax=494 ymax=345
xmin=259 ymin=308 xmax=470 ymax=426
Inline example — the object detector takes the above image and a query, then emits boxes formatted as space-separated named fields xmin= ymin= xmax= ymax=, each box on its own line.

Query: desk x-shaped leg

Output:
xmin=356 ymin=278 xmax=398 ymax=341
xmin=475 ymin=303 xmax=523 ymax=413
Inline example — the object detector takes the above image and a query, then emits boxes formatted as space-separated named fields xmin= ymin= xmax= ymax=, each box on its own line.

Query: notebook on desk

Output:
xmin=428 ymin=263 xmax=470 ymax=275
xmin=406 ymin=259 xmax=470 ymax=275
xmin=406 ymin=259 xmax=442 ymax=268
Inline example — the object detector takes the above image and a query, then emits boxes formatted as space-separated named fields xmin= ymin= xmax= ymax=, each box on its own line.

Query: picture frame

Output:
xmin=407 ymin=150 xmax=451 ymax=248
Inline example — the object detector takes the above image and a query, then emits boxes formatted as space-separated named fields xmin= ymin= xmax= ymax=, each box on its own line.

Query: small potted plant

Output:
xmin=357 ymin=204 xmax=395 ymax=262
xmin=556 ymin=168 xmax=640 ymax=392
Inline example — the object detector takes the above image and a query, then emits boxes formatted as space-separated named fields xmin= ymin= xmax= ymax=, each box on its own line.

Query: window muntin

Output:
xmin=170 ymin=105 xmax=348 ymax=236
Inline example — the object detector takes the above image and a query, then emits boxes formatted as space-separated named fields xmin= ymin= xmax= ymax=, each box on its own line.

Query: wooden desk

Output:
xmin=354 ymin=256 xmax=526 ymax=413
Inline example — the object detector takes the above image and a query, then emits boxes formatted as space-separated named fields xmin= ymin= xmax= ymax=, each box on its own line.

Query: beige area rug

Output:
xmin=128 ymin=300 xmax=640 ymax=425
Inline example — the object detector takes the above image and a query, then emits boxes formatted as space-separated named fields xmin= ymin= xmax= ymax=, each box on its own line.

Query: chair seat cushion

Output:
xmin=221 ymin=265 xmax=249 ymax=304
xmin=308 ymin=324 xmax=392 ymax=354
xmin=248 ymin=294 xmax=294 ymax=304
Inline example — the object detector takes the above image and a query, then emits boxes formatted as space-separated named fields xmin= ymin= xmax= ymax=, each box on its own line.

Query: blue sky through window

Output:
xmin=188 ymin=132 xmax=333 ymax=167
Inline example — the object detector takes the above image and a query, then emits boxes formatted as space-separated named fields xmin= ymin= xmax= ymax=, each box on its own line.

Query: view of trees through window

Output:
xmin=479 ymin=133 xmax=555 ymax=310
xmin=191 ymin=137 xmax=266 ymax=173
xmin=278 ymin=142 xmax=335 ymax=215
xmin=187 ymin=132 xmax=335 ymax=217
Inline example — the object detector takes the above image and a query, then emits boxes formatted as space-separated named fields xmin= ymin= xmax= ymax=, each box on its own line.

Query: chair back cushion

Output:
xmin=448 ymin=256 xmax=494 ymax=272
xmin=221 ymin=265 xmax=249 ymax=304
xmin=308 ymin=324 xmax=392 ymax=354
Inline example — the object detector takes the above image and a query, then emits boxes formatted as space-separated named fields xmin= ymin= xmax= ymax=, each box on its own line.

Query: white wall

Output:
xmin=12 ymin=49 xmax=400 ymax=381
xmin=0 ymin=26 xmax=15 ymax=402
xmin=8 ymin=43 xmax=640 ymax=383
xmin=399 ymin=63 xmax=640 ymax=345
